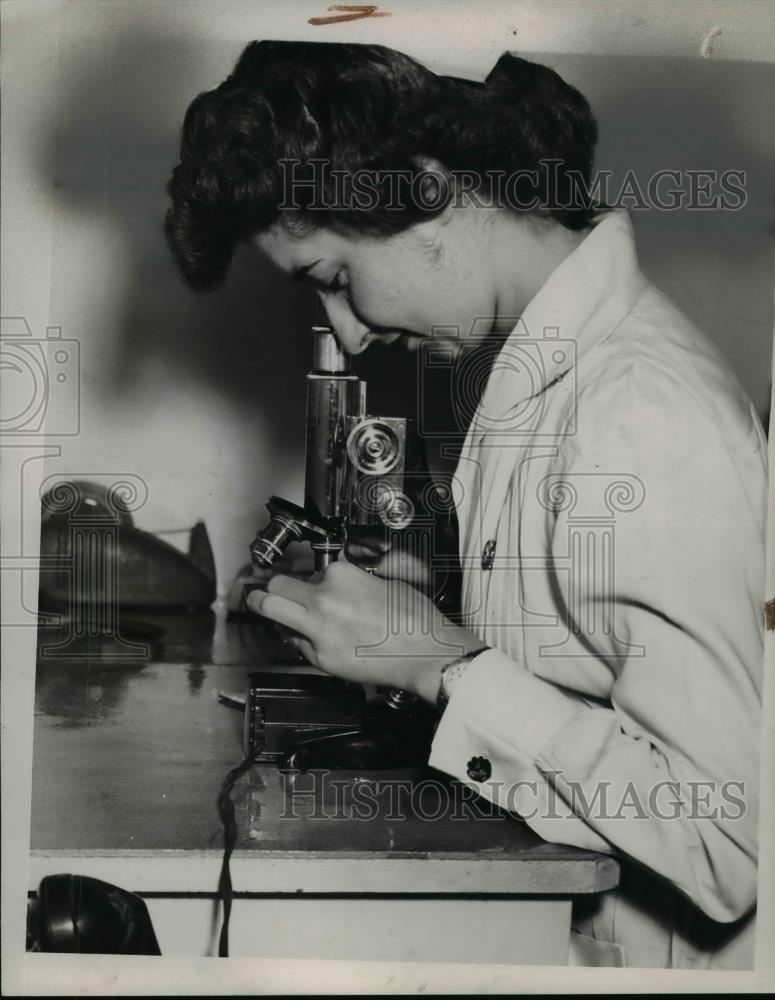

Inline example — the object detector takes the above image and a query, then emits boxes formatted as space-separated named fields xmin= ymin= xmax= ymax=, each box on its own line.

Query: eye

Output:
xmin=324 ymin=269 xmax=349 ymax=295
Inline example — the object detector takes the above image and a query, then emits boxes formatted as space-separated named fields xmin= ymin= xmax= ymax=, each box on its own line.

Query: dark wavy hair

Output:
xmin=165 ymin=41 xmax=599 ymax=291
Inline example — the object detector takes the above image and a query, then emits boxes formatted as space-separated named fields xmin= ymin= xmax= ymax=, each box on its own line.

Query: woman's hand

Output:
xmin=246 ymin=559 xmax=483 ymax=702
xmin=345 ymin=526 xmax=431 ymax=589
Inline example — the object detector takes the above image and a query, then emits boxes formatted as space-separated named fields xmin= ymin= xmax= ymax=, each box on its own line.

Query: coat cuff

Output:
xmin=429 ymin=648 xmax=586 ymax=808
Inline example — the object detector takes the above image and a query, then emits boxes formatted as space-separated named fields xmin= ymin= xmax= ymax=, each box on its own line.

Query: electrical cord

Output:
xmin=216 ymin=751 xmax=260 ymax=958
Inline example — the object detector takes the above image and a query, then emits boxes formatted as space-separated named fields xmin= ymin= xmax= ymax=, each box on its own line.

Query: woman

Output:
xmin=165 ymin=41 xmax=766 ymax=969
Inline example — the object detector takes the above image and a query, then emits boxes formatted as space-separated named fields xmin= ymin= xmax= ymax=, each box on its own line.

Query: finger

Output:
xmin=274 ymin=622 xmax=304 ymax=643
xmin=345 ymin=542 xmax=384 ymax=567
xmin=337 ymin=552 xmax=385 ymax=581
xmin=289 ymin=634 xmax=317 ymax=666
xmin=382 ymin=548 xmax=430 ymax=588
xmin=267 ymin=573 xmax=314 ymax=607
xmin=350 ymin=555 xmax=389 ymax=579
xmin=346 ymin=525 xmax=390 ymax=551
xmin=246 ymin=590 xmax=310 ymax=634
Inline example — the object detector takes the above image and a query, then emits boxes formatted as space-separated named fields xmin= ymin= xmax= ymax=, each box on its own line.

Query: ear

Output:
xmin=410 ymin=155 xmax=455 ymax=228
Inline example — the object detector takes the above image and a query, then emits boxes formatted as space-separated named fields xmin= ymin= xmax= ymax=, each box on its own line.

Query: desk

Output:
xmin=30 ymin=610 xmax=619 ymax=963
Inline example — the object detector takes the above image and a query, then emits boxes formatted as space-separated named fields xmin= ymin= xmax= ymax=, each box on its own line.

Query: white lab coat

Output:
xmin=429 ymin=210 xmax=766 ymax=968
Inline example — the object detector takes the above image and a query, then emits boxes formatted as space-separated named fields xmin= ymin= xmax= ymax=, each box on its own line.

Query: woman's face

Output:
xmin=254 ymin=215 xmax=494 ymax=356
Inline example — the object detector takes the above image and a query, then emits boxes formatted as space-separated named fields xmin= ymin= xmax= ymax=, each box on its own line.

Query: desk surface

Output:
xmin=30 ymin=609 xmax=619 ymax=896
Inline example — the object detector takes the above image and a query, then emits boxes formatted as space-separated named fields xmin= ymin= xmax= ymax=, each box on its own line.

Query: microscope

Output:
xmin=247 ymin=327 xmax=458 ymax=770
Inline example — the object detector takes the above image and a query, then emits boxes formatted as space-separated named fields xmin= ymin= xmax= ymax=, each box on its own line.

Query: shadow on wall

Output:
xmin=42 ymin=32 xmax=775 ymax=442
xmin=43 ymin=29 xmax=316 ymax=463
xmin=42 ymin=23 xmax=424 ymax=470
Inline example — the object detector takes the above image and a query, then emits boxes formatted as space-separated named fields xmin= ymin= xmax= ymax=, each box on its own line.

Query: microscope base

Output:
xmin=283 ymin=695 xmax=438 ymax=771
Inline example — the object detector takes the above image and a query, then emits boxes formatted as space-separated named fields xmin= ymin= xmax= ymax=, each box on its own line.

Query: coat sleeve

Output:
xmin=429 ymin=355 xmax=766 ymax=923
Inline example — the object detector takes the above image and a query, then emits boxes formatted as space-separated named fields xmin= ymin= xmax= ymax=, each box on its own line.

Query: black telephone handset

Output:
xmin=28 ymin=874 xmax=161 ymax=955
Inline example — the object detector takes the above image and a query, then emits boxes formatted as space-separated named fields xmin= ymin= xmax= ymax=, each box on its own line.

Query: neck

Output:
xmin=487 ymin=213 xmax=589 ymax=332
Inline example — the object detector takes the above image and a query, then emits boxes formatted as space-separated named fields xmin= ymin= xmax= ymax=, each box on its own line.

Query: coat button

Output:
xmin=481 ymin=539 xmax=496 ymax=571
xmin=466 ymin=755 xmax=492 ymax=782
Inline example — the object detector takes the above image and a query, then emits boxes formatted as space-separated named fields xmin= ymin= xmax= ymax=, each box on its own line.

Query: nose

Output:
xmin=319 ymin=292 xmax=373 ymax=355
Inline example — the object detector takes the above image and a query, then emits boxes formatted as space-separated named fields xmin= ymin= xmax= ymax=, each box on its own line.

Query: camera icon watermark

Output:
xmin=351 ymin=469 xmax=467 ymax=659
xmin=534 ymin=471 xmax=647 ymax=659
xmin=0 ymin=317 xmax=80 ymax=436
xmin=417 ymin=318 xmax=578 ymax=441
xmin=37 ymin=474 xmax=151 ymax=660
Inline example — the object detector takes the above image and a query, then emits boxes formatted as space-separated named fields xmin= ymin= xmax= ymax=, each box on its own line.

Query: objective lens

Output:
xmin=250 ymin=515 xmax=303 ymax=569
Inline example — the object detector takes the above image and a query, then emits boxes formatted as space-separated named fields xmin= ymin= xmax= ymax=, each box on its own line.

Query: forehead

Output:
xmin=254 ymin=224 xmax=343 ymax=271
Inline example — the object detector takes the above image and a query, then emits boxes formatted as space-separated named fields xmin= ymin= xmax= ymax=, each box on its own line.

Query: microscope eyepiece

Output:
xmin=311 ymin=326 xmax=350 ymax=373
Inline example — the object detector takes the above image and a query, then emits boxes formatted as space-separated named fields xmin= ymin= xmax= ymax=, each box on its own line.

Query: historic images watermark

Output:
xmin=417 ymin=319 xmax=578 ymax=441
xmin=2 ymin=316 xmax=83 ymax=636
xmin=35 ymin=475 xmax=152 ymax=660
xmin=278 ymin=158 xmax=747 ymax=214
xmin=1 ymin=315 xmax=154 ymax=656
xmin=277 ymin=768 xmax=748 ymax=824
xmin=0 ymin=317 xmax=81 ymax=437
xmin=351 ymin=315 xmax=645 ymax=655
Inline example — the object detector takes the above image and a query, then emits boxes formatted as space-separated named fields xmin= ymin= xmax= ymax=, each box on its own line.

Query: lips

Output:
xmin=377 ymin=332 xmax=423 ymax=348
xmin=359 ymin=330 xmax=426 ymax=354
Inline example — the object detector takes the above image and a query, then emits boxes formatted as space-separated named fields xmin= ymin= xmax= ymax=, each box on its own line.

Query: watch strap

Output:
xmin=436 ymin=646 xmax=489 ymax=713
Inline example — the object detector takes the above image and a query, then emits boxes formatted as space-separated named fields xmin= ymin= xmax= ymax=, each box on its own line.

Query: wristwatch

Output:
xmin=435 ymin=646 xmax=489 ymax=713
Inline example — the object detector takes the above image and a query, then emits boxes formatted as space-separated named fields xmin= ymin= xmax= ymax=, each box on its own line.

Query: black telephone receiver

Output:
xmin=28 ymin=875 xmax=161 ymax=955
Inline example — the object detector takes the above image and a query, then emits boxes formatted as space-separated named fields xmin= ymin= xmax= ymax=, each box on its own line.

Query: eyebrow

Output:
xmin=291 ymin=259 xmax=323 ymax=282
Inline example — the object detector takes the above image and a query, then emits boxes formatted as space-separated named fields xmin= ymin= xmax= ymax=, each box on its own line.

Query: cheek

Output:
xmin=402 ymin=256 xmax=465 ymax=327
xmin=350 ymin=249 xmax=449 ymax=330
xmin=349 ymin=272 xmax=407 ymax=325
